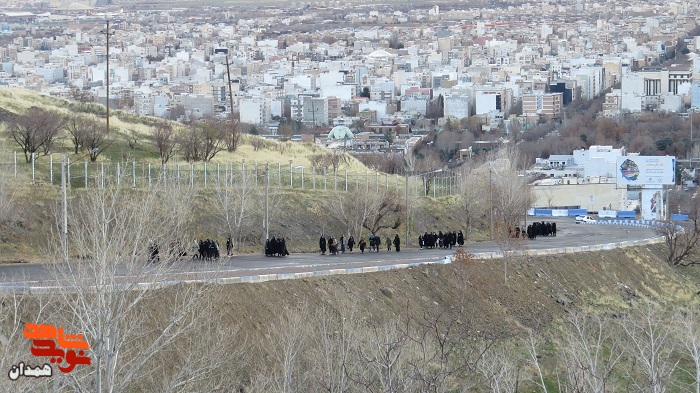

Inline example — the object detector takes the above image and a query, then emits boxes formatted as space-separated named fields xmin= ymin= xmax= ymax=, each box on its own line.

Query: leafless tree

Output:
xmin=674 ymin=305 xmax=700 ymax=393
xmin=323 ymin=188 xmax=403 ymax=239
xmin=492 ymin=222 xmax=527 ymax=282
xmin=0 ymin=290 xmax=54 ymax=393
xmin=178 ymin=121 xmax=225 ymax=162
xmin=477 ymin=342 xmax=522 ymax=393
xmin=64 ymin=113 xmax=91 ymax=154
xmin=309 ymin=301 xmax=362 ymax=393
xmin=559 ymin=312 xmax=623 ymax=392
xmin=44 ymin=183 xmax=233 ymax=392
xmin=620 ymin=301 xmax=678 ymax=393
xmin=260 ymin=302 xmax=313 ymax=392
xmin=310 ymin=152 xmax=349 ymax=173
xmin=8 ymin=107 xmax=64 ymax=162
xmin=152 ymin=122 xmax=177 ymax=164
xmin=657 ymin=190 xmax=700 ymax=266
xmin=211 ymin=169 xmax=260 ymax=251
xmin=525 ymin=329 xmax=549 ymax=393
xmin=82 ymin=118 xmax=111 ymax=162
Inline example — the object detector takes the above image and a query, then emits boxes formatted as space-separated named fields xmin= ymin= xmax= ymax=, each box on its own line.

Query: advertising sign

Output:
xmin=641 ymin=189 xmax=662 ymax=220
xmin=616 ymin=156 xmax=675 ymax=186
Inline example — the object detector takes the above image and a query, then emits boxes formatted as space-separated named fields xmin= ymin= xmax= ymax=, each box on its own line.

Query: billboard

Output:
xmin=616 ymin=156 xmax=675 ymax=186
xmin=641 ymin=189 xmax=662 ymax=220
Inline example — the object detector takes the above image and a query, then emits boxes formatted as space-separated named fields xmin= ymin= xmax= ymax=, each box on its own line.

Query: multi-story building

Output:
xmin=522 ymin=92 xmax=563 ymax=120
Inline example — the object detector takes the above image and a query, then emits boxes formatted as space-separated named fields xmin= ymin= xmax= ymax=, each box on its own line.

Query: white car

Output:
xmin=575 ymin=215 xmax=596 ymax=224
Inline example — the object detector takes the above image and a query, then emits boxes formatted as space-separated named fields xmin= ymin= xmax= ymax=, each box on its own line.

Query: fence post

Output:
xmin=312 ymin=166 xmax=316 ymax=190
xmin=204 ymin=162 xmax=207 ymax=188
xmin=190 ymin=163 xmax=194 ymax=189
xmin=289 ymin=160 xmax=293 ymax=188
xmin=13 ymin=151 xmax=17 ymax=179
xmin=385 ymin=173 xmax=388 ymax=190
xmin=132 ymin=161 xmax=136 ymax=188
xmin=345 ymin=169 xmax=348 ymax=191
xmin=177 ymin=163 xmax=180 ymax=186
xmin=148 ymin=163 xmax=152 ymax=188
xmin=217 ymin=162 xmax=220 ymax=185
xmin=162 ymin=164 xmax=166 ymax=189
xmin=278 ymin=162 xmax=281 ymax=186
xmin=375 ymin=171 xmax=378 ymax=192
xmin=31 ymin=153 xmax=35 ymax=182
xmin=255 ymin=163 xmax=259 ymax=187
xmin=366 ymin=170 xmax=368 ymax=192
xmin=301 ymin=166 xmax=304 ymax=189
xmin=324 ymin=167 xmax=327 ymax=190
xmin=100 ymin=162 xmax=104 ymax=189
xmin=242 ymin=159 xmax=246 ymax=187
xmin=50 ymin=154 xmax=53 ymax=184
xmin=117 ymin=162 xmax=120 ymax=186
xmin=334 ymin=169 xmax=337 ymax=190
xmin=84 ymin=162 xmax=88 ymax=188
xmin=67 ymin=157 xmax=71 ymax=184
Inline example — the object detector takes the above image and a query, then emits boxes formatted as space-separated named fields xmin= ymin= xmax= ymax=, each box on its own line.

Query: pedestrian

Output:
xmin=347 ymin=235 xmax=355 ymax=253
xmin=359 ymin=237 xmax=366 ymax=253
xmin=393 ymin=234 xmax=400 ymax=252
xmin=319 ymin=235 xmax=327 ymax=255
xmin=386 ymin=235 xmax=392 ymax=251
xmin=226 ymin=236 xmax=232 ymax=256
xmin=340 ymin=235 xmax=345 ymax=254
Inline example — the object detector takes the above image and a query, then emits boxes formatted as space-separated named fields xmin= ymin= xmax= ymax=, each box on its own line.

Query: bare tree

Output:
xmin=675 ymin=305 xmax=700 ymax=393
xmin=323 ymin=188 xmax=404 ymax=239
xmin=657 ymin=190 xmax=700 ymax=266
xmin=477 ymin=342 xmax=522 ymax=393
xmin=260 ymin=302 xmax=312 ymax=392
xmin=82 ymin=117 xmax=111 ymax=162
xmin=45 ymin=183 xmax=233 ymax=392
xmin=620 ymin=301 xmax=678 ymax=393
xmin=525 ymin=329 xmax=549 ymax=393
xmin=152 ymin=122 xmax=177 ymax=164
xmin=211 ymin=169 xmax=260 ymax=251
xmin=64 ymin=113 xmax=90 ymax=154
xmin=8 ymin=107 xmax=64 ymax=162
xmin=178 ymin=121 xmax=225 ymax=162
xmin=559 ymin=312 xmax=623 ymax=392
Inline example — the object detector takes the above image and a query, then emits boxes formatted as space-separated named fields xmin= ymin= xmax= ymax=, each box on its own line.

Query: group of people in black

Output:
xmin=508 ymin=221 xmax=556 ymax=240
xmin=193 ymin=239 xmax=221 ymax=260
xmin=419 ymin=231 xmax=464 ymax=249
xmin=319 ymin=233 xmax=401 ymax=255
xmin=265 ymin=236 xmax=290 ymax=257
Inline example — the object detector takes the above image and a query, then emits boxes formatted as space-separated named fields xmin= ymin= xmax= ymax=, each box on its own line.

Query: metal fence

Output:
xmin=0 ymin=151 xmax=463 ymax=197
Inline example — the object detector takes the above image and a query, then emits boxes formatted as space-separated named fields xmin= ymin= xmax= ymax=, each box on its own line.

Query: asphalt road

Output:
xmin=0 ymin=218 xmax=658 ymax=288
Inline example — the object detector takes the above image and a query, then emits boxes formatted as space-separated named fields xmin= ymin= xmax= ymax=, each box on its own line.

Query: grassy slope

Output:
xmin=0 ymin=87 xmax=468 ymax=262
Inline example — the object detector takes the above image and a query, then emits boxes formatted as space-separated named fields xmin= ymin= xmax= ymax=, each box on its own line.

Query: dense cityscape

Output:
xmin=1 ymin=0 xmax=698 ymax=153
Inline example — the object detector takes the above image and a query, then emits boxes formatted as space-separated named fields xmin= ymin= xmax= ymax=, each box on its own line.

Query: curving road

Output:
xmin=0 ymin=218 xmax=659 ymax=289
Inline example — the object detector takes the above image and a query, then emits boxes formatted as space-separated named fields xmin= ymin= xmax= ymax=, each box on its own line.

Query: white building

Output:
xmin=444 ymin=95 xmax=469 ymax=119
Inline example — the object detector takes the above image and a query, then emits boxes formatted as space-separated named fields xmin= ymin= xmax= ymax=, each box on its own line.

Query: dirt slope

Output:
xmin=217 ymin=244 xmax=700 ymax=336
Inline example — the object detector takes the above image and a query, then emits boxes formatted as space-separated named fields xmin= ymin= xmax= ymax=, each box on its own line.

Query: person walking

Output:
xmin=393 ymin=234 xmax=400 ymax=252
xmin=359 ymin=237 xmax=366 ymax=254
xmin=319 ymin=235 xmax=327 ymax=255
xmin=347 ymin=235 xmax=355 ymax=253
xmin=340 ymin=235 xmax=345 ymax=254
xmin=386 ymin=235 xmax=392 ymax=252
xmin=226 ymin=236 xmax=233 ymax=256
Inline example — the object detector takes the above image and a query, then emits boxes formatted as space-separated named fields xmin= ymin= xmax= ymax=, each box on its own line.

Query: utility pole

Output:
xmin=61 ymin=155 xmax=67 ymax=263
xmin=489 ymin=163 xmax=494 ymax=240
xmin=226 ymin=55 xmax=237 ymax=131
xmin=101 ymin=21 xmax=115 ymax=136
xmin=265 ymin=163 xmax=269 ymax=241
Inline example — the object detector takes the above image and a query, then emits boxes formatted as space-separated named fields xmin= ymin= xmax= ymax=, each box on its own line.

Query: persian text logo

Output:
xmin=8 ymin=323 xmax=91 ymax=381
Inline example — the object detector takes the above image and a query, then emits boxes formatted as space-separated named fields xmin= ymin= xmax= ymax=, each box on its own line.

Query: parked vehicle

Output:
xmin=575 ymin=215 xmax=596 ymax=223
